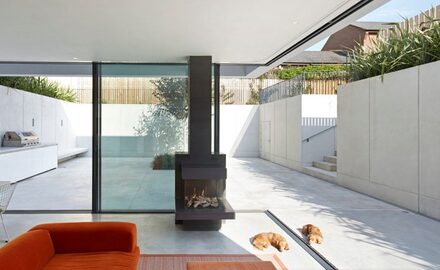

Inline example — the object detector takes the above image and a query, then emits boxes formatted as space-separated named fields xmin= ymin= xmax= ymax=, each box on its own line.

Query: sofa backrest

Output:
xmin=30 ymin=222 xmax=138 ymax=254
xmin=0 ymin=230 xmax=55 ymax=270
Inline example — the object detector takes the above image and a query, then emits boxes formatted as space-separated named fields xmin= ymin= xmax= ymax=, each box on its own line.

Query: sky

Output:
xmin=307 ymin=0 xmax=440 ymax=51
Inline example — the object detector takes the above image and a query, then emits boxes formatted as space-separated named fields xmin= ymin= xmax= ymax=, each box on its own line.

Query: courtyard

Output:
xmin=5 ymin=157 xmax=440 ymax=269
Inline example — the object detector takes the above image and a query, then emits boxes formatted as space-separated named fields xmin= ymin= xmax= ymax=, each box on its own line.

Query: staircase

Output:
xmin=303 ymin=152 xmax=337 ymax=183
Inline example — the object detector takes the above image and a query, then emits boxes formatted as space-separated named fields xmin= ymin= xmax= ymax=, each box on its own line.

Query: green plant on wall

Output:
xmin=220 ymin=85 xmax=234 ymax=104
xmin=0 ymin=77 xmax=76 ymax=102
xmin=348 ymin=16 xmax=440 ymax=81
xmin=274 ymin=65 xmax=346 ymax=80
xmin=246 ymin=82 xmax=260 ymax=105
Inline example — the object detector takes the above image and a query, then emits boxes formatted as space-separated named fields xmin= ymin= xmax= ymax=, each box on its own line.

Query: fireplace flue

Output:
xmin=175 ymin=56 xmax=235 ymax=231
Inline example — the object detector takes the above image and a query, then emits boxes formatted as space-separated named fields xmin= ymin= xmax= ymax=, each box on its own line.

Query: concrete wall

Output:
xmin=0 ymin=86 xmax=80 ymax=156
xmin=259 ymin=95 xmax=337 ymax=170
xmin=0 ymin=85 xmax=258 ymax=158
xmin=337 ymin=60 xmax=440 ymax=220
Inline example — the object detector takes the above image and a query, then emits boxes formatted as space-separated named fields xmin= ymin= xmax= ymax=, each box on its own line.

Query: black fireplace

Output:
xmin=175 ymin=56 xmax=235 ymax=231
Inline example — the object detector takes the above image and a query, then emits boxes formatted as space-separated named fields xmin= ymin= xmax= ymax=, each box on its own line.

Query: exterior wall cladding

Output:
xmin=337 ymin=60 xmax=440 ymax=221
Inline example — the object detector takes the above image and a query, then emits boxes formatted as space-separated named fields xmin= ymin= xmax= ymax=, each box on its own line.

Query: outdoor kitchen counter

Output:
xmin=0 ymin=143 xmax=58 ymax=155
xmin=0 ymin=144 xmax=58 ymax=183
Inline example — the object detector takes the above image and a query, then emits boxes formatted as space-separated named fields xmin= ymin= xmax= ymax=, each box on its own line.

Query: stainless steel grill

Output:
xmin=2 ymin=131 xmax=40 ymax=147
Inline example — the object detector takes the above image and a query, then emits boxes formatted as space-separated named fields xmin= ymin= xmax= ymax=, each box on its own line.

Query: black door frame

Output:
xmin=91 ymin=61 xmax=221 ymax=213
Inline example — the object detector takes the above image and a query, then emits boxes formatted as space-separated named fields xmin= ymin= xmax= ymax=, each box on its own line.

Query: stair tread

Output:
xmin=312 ymin=160 xmax=337 ymax=172
xmin=314 ymin=161 xmax=336 ymax=166
xmin=304 ymin=166 xmax=337 ymax=177
xmin=323 ymin=155 xmax=337 ymax=164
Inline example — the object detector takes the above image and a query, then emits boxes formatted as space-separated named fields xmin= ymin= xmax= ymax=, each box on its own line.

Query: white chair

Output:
xmin=0 ymin=182 xmax=16 ymax=242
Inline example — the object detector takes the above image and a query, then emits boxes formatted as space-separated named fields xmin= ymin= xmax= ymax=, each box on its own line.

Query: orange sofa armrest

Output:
xmin=30 ymin=222 xmax=138 ymax=254
xmin=0 ymin=230 xmax=55 ymax=270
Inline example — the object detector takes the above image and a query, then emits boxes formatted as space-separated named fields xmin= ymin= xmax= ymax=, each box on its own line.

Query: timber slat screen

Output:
xmin=260 ymin=72 xmax=348 ymax=104
xmin=380 ymin=5 xmax=440 ymax=39
xmin=52 ymin=77 xmax=282 ymax=105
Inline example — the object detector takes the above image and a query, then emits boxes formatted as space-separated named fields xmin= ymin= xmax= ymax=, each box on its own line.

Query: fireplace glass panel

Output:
xmin=184 ymin=179 xmax=225 ymax=208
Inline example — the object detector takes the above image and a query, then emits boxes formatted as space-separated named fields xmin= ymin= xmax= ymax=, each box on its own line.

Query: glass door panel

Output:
xmin=100 ymin=64 xmax=188 ymax=211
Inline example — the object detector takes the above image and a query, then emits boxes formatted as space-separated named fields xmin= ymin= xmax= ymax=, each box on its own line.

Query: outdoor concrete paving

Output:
xmin=5 ymin=157 xmax=440 ymax=269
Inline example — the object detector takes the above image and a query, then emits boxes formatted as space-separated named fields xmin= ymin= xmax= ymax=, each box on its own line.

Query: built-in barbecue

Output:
xmin=2 ymin=131 xmax=39 ymax=147
xmin=175 ymin=56 xmax=235 ymax=231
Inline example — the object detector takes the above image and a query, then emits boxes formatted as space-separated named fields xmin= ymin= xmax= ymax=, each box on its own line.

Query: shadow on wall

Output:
xmin=228 ymin=106 xmax=259 ymax=158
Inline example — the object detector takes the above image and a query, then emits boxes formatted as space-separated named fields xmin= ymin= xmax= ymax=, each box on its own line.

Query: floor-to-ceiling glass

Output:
xmin=0 ymin=63 xmax=93 ymax=211
xmin=100 ymin=64 xmax=188 ymax=211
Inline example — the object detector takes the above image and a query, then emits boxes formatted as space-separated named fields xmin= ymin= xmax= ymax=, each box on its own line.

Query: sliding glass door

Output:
xmin=100 ymin=64 xmax=188 ymax=211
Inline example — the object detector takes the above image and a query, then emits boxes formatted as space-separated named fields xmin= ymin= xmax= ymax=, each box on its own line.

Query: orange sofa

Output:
xmin=0 ymin=222 xmax=140 ymax=270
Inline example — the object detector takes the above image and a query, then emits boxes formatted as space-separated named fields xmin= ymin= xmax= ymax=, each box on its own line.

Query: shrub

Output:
xmin=348 ymin=16 xmax=440 ymax=81
xmin=0 ymin=77 xmax=76 ymax=102
xmin=274 ymin=65 xmax=346 ymax=80
xmin=151 ymin=154 xmax=175 ymax=170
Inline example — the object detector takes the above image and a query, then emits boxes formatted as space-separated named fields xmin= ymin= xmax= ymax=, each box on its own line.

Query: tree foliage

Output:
xmin=349 ymin=16 xmax=440 ymax=81
xmin=0 ymin=77 xmax=76 ymax=102
xmin=220 ymin=85 xmax=235 ymax=104
xmin=274 ymin=65 xmax=346 ymax=80
xmin=134 ymin=77 xmax=189 ymax=155
xmin=152 ymin=78 xmax=189 ymax=120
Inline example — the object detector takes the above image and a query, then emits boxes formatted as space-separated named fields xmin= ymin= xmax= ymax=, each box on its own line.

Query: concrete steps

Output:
xmin=312 ymin=153 xmax=337 ymax=172
xmin=323 ymin=155 xmax=337 ymax=164
xmin=303 ymin=152 xmax=338 ymax=182
xmin=303 ymin=166 xmax=337 ymax=183
xmin=312 ymin=160 xmax=336 ymax=171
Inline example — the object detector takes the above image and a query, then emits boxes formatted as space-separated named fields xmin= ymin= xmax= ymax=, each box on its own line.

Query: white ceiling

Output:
xmin=0 ymin=0 xmax=387 ymax=66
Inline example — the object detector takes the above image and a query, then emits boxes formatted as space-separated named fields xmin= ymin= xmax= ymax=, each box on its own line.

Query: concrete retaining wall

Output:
xmin=0 ymin=85 xmax=259 ymax=158
xmin=337 ymin=60 xmax=440 ymax=220
xmin=0 ymin=85 xmax=79 ymax=156
xmin=259 ymin=95 xmax=337 ymax=170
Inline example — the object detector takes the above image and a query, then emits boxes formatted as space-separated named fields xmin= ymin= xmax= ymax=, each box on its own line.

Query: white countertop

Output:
xmin=0 ymin=143 xmax=57 ymax=155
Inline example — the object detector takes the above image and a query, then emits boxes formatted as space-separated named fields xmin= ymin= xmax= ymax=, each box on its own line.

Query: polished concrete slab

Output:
xmin=8 ymin=157 xmax=92 ymax=210
xmin=228 ymin=158 xmax=440 ymax=270
xmin=5 ymin=157 xmax=440 ymax=269
xmin=0 ymin=213 xmax=323 ymax=270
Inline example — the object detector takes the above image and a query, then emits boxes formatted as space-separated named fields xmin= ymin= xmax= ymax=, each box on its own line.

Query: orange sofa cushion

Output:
xmin=0 ymin=222 xmax=139 ymax=270
xmin=42 ymin=250 xmax=140 ymax=270
xmin=0 ymin=230 xmax=55 ymax=270
xmin=187 ymin=261 xmax=277 ymax=270
xmin=30 ymin=222 xmax=138 ymax=254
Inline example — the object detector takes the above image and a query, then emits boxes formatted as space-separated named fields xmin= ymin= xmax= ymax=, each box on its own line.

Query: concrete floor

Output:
xmin=0 ymin=213 xmax=322 ymax=270
xmin=5 ymin=157 xmax=440 ymax=269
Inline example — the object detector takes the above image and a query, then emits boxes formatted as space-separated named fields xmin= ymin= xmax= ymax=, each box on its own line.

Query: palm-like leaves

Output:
xmin=348 ymin=16 xmax=440 ymax=81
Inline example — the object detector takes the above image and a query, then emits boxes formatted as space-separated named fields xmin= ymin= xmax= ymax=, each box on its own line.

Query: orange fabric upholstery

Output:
xmin=187 ymin=261 xmax=277 ymax=270
xmin=0 ymin=230 xmax=55 ymax=270
xmin=0 ymin=222 xmax=139 ymax=270
xmin=30 ymin=222 xmax=137 ymax=254
xmin=43 ymin=250 xmax=140 ymax=270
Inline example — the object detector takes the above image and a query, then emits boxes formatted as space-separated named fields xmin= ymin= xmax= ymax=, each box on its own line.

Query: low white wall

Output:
xmin=337 ymin=60 xmax=440 ymax=220
xmin=259 ymin=95 xmax=337 ymax=170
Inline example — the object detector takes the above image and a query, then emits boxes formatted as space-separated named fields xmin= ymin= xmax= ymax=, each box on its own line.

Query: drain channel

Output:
xmin=266 ymin=210 xmax=338 ymax=270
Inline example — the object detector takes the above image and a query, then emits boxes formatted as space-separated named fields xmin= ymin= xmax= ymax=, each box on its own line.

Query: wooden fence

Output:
xmin=380 ymin=5 xmax=440 ymax=39
xmin=50 ymin=77 xmax=282 ymax=105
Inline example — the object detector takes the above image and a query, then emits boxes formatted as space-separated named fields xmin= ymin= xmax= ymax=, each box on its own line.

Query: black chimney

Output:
xmin=188 ymin=56 xmax=212 ymax=160
xmin=174 ymin=56 xmax=234 ymax=231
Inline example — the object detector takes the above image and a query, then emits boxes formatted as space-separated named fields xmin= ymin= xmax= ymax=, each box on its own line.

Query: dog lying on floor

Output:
xmin=252 ymin=232 xmax=290 ymax=252
xmin=301 ymin=224 xmax=323 ymax=244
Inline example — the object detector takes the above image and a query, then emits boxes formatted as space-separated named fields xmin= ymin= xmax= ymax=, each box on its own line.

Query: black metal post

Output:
xmin=214 ymin=64 xmax=220 ymax=155
xmin=92 ymin=62 xmax=101 ymax=213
